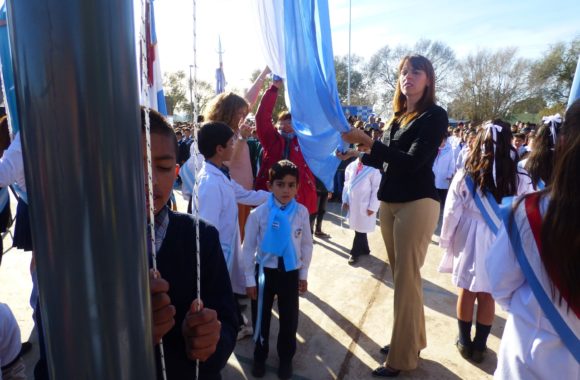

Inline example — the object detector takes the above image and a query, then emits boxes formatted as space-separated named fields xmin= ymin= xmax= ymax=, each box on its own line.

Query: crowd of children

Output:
xmin=1 ymin=79 xmax=579 ymax=380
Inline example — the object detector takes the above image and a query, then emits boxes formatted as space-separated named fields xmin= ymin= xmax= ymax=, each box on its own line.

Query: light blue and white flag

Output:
xmin=143 ymin=0 xmax=167 ymax=115
xmin=0 ymin=3 xmax=19 ymax=133
xmin=255 ymin=0 xmax=350 ymax=191
xmin=568 ymin=56 xmax=580 ymax=110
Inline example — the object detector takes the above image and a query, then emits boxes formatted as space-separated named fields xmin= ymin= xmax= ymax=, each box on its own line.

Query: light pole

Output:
xmin=347 ymin=0 xmax=352 ymax=106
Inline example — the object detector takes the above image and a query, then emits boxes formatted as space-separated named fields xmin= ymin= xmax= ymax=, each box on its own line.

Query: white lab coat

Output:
xmin=438 ymin=169 xmax=533 ymax=292
xmin=197 ymin=161 xmax=269 ymax=293
xmin=242 ymin=200 xmax=313 ymax=287
xmin=0 ymin=303 xmax=21 ymax=372
xmin=0 ymin=133 xmax=26 ymax=192
xmin=342 ymin=160 xmax=381 ymax=233
xmin=432 ymin=143 xmax=455 ymax=190
xmin=486 ymin=196 xmax=580 ymax=380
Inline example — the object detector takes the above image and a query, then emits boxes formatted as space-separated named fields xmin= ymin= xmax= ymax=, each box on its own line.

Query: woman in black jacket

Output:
xmin=342 ymin=55 xmax=448 ymax=377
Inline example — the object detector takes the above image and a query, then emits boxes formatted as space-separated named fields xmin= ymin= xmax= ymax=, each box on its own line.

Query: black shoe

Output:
xmin=348 ymin=256 xmax=358 ymax=264
xmin=455 ymin=338 xmax=472 ymax=359
xmin=471 ymin=347 xmax=487 ymax=363
xmin=372 ymin=366 xmax=400 ymax=377
xmin=278 ymin=361 xmax=293 ymax=379
xmin=380 ymin=344 xmax=420 ymax=357
xmin=19 ymin=342 xmax=32 ymax=356
xmin=251 ymin=361 xmax=266 ymax=378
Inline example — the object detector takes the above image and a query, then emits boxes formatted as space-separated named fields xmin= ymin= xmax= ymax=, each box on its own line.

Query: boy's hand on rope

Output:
xmin=150 ymin=270 xmax=176 ymax=345
xmin=182 ymin=299 xmax=221 ymax=362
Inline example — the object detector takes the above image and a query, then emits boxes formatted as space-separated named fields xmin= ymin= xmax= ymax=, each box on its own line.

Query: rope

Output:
xmin=140 ymin=1 xmax=167 ymax=378
xmin=192 ymin=1 xmax=202 ymax=379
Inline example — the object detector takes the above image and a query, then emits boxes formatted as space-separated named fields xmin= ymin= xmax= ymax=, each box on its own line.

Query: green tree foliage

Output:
xmin=366 ymin=39 xmax=457 ymax=115
xmin=334 ymin=54 xmax=372 ymax=106
xmin=529 ymin=36 xmax=580 ymax=108
xmin=450 ymin=48 xmax=530 ymax=124
xmin=163 ymin=70 xmax=213 ymax=120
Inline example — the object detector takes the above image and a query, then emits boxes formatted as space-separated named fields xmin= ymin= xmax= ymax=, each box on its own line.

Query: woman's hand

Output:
xmin=342 ymin=128 xmax=374 ymax=151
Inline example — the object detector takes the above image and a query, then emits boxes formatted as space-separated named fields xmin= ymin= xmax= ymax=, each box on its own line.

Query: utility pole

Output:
xmin=347 ymin=0 xmax=352 ymax=105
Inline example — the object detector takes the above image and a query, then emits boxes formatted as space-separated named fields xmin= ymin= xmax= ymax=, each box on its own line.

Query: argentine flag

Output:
xmin=255 ymin=0 xmax=350 ymax=191
xmin=141 ymin=0 xmax=167 ymax=115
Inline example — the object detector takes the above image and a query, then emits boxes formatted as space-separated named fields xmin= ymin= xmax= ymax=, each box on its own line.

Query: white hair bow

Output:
xmin=542 ymin=114 xmax=562 ymax=147
xmin=482 ymin=123 xmax=503 ymax=186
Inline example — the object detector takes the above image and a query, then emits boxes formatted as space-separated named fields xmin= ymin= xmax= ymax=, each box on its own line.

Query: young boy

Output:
xmin=242 ymin=160 xmax=313 ymax=379
xmin=196 ymin=122 xmax=269 ymax=298
xmin=143 ymin=108 xmax=238 ymax=380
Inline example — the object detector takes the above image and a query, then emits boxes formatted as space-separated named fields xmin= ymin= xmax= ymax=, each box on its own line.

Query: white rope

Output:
xmin=140 ymin=1 xmax=167 ymax=378
xmin=192 ymin=0 xmax=202 ymax=379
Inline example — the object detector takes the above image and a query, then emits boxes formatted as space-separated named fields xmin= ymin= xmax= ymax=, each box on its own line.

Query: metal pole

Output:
xmin=6 ymin=0 xmax=156 ymax=379
xmin=347 ymin=0 xmax=352 ymax=105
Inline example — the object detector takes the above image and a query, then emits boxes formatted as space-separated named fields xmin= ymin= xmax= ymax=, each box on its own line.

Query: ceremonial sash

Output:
xmin=343 ymin=166 xmax=373 ymax=204
xmin=0 ymin=187 xmax=9 ymax=211
xmin=11 ymin=184 xmax=27 ymax=204
xmin=537 ymin=179 xmax=546 ymax=190
xmin=503 ymin=194 xmax=580 ymax=361
xmin=465 ymin=175 xmax=501 ymax=235
xmin=179 ymin=159 xmax=195 ymax=198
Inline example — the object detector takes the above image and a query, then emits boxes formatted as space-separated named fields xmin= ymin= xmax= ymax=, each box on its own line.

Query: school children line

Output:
xmin=0 ymin=70 xmax=579 ymax=380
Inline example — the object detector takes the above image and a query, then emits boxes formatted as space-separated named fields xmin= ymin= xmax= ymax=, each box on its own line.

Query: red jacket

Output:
xmin=255 ymin=85 xmax=317 ymax=214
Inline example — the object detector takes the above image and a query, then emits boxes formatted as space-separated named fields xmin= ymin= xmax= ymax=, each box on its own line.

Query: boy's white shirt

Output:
xmin=242 ymin=199 xmax=313 ymax=287
xmin=0 ymin=303 xmax=22 ymax=370
xmin=197 ymin=161 xmax=269 ymax=292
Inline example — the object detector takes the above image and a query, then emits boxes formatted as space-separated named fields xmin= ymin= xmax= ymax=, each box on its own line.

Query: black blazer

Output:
xmin=362 ymin=105 xmax=449 ymax=203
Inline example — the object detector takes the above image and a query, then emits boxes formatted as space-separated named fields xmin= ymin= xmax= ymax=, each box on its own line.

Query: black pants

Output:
xmin=350 ymin=231 xmax=370 ymax=257
xmin=309 ymin=191 xmax=328 ymax=233
xmin=251 ymin=268 xmax=299 ymax=364
xmin=437 ymin=188 xmax=448 ymax=210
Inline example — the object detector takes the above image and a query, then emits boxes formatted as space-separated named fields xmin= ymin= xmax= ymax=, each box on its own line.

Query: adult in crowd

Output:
xmin=254 ymin=78 xmax=317 ymax=217
xmin=486 ymin=99 xmax=580 ymax=379
xmin=203 ymin=67 xmax=269 ymax=241
xmin=342 ymin=55 xmax=448 ymax=377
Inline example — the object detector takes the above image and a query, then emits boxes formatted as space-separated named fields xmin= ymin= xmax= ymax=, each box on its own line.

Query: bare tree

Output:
xmin=163 ymin=70 xmax=213 ymax=118
xmin=450 ymin=48 xmax=530 ymax=124
xmin=366 ymin=39 xmax=457 ymax=115
xmin=334 ymin=54 xmax=373 ymax=106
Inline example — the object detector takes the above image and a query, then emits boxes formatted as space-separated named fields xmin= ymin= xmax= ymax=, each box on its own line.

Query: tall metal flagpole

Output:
xmin=6 ymin=0 xmax=156 ymax=379
xmin=347 ymin=0 xmax=352 ymax=105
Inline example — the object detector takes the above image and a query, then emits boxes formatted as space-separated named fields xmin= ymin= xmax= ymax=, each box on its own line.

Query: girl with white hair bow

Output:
xmin=438 ymin=119 xmax=533 ymax=363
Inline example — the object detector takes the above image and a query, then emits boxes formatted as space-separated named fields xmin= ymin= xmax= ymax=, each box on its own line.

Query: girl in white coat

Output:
xmin=342 ymin=155 xmax=381 ymax=264
xmin=432 ymin=137 xmax=456 ymax=208
xmin=486 ymin=100 xmax=580 ymax=379
xmin=438 ymin=120 xmax=533 ymax=363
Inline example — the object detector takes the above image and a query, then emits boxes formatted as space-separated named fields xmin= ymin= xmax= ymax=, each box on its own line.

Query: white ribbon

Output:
xmin=542 ymin=113 xmax=562 ymax=147
xmin=482 ymin=123 xmax=503 ymax=186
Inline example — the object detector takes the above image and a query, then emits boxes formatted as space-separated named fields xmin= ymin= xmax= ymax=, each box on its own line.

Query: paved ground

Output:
xmin=0 ymin=195 xmax=506 ymax=379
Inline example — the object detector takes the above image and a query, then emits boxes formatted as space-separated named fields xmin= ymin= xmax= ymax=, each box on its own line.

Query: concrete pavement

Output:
xmin=0 ymin=197 xmax=505 ymax=379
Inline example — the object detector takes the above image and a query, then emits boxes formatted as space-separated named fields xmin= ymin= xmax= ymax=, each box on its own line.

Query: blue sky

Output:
xmin=154 ymin=0 xmax=579 ymax=91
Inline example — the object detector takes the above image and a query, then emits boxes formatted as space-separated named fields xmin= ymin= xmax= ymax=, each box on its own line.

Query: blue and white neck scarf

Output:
xmin=254 ymin=194 xmax=299 ymax=342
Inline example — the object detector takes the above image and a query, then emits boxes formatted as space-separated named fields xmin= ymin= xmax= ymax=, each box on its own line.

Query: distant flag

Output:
xmin=215 ymin=36 xmax=226 ymax=94
xmin=143 ymin=0 xmax=167 ymax=115
xmin=568 ymin=56 xmax=580 ymax=109
xmin=0 ymin=3 xmax=20 ymax=133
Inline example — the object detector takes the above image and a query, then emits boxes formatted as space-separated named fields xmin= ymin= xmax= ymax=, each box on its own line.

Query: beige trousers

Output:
xmin=379 ymin=198 xmax=440 ymax=370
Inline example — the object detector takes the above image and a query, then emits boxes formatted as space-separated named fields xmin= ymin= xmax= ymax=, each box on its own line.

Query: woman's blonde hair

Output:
xmin=203 ymin=92 xmax=249 ymax=130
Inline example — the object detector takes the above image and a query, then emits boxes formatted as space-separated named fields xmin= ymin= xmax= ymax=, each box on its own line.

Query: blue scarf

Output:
xmin=254 ymin=194 xmax=299 ymax=343
xmin=260 ymin=194 xmax=299 ymax=271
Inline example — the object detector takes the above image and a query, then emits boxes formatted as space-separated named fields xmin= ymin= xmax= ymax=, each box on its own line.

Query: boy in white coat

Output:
xmin=196 ymin=122 xmax=270 ymax=297
xmin=243 ymin=160 xmax=313 ymax=379
xmin=342 ymin=156 xmax=381 ymax=264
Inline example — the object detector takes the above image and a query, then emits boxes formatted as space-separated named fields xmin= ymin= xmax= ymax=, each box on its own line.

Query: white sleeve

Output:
xmin=486 ymin=225 xmax=526 ymax=311
xmin=367 ymin=169 xmax=381 ymax=212
xmin=233 ymin=180 xmax=269 ymax=206
xmin=197 ymin=178 xmax=222 ymax=228
xmin=0 ymin=134 xmax=23 ymax=188
xmin=516 ymin=170 xmax=534 ymax=195
xmin=298 ymin=209 xmax=313 ymax=281
xmin=242 ymin=211 xmax=259 ymax=287
xmin=439 ymin=172 xmax=465 ymax=249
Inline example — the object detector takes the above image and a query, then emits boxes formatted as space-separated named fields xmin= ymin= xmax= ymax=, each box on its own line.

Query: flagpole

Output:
xmin=189 ymin=64 xmax=194 ymax=122
xmin=347 ymin=0 xmax=351 ymax=105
